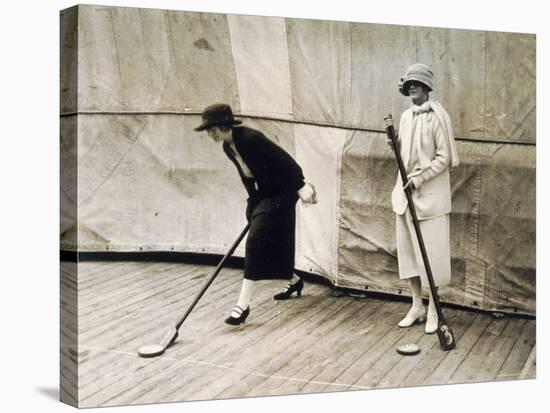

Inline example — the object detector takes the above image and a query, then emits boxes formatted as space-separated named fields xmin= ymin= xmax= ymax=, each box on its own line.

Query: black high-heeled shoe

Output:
xmin=273 ymin=277 xmax=304 ymax=300
xmin=224 ymin=305 xmax=250 ymax=325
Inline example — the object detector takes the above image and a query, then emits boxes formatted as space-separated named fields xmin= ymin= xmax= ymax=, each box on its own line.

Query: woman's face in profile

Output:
xmin=408 ymin=81 xmax=429 ymax=101
xmin=207 ymin=126 xmax=232 ymax=143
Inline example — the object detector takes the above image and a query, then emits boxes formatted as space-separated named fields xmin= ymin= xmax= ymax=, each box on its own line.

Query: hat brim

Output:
xmin=194 ymin=119 xmax=242 ymax=132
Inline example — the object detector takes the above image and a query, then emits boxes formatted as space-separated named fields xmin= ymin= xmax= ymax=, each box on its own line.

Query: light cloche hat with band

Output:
xmin=399 ymin=63 xmax=434 ymax=96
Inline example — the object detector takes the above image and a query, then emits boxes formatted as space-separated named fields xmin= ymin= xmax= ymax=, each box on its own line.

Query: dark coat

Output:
xmin=223 ymin=126 xmax=305 ymax=217
xmin=222 ymin=126 xmax=305 ymax=280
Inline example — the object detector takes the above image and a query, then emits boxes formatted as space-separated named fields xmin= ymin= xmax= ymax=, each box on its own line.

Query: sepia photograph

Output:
xmin=58 ymin=2 xmax=539 ymax=409
xmin=0 ymin=0 xmax=533 ymax=411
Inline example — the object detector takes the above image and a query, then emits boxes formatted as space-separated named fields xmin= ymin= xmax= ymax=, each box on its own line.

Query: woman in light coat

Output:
xmin=384 ymin=63 xmax=459 ymax=334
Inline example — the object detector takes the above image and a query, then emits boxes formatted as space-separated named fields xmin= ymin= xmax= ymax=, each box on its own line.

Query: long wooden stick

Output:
xmin=161 ymin=223 xmax=250 ymax=350
xmin=175 ymin=223 xmax=251 ymax=331
xmin=138 ymin=223 xmax=251 ymax=358
xmin=385 ymin=115 xmax=456 ymax=351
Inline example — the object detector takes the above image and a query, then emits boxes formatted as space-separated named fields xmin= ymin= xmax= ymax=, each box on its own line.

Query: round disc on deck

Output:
xmin=396 ymin=343 xmax=421 ymax=356
xmin=138 ymin=344 xmax=166 ymax=358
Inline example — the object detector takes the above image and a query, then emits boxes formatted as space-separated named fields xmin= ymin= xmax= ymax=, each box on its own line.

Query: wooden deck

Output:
xmin=60 ymin=260 xmax=536 ymax=408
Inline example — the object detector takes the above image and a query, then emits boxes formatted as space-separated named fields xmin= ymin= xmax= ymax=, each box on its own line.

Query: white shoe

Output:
xmin=398 ymin=306 xmax=426 ymax=328
xmin=425 ymin=310 xmax=438 ymax=334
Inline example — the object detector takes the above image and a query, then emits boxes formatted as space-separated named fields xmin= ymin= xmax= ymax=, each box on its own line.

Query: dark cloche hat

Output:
xmin=194 ymin=103 xmax=242 ymax=131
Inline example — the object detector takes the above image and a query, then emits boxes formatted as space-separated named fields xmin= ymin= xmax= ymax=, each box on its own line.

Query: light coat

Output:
xmin=392 ymin=100 xmax=458 ymax=285
xmin=391 ymin=101 xmax=456 ymax=220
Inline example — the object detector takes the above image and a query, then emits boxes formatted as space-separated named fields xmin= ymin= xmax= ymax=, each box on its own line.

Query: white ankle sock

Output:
xmin=233 ymin=279 xmax=254 ymax=316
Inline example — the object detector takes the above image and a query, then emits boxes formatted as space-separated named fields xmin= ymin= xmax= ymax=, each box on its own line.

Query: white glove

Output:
xmin=298 ymin=182 xmax=317 ymax=205
xmin=403 ymin=170 xmax=424 ymax=190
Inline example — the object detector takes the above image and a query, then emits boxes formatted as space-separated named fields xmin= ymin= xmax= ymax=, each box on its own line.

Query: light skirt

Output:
xmin=396 ymin=210 xmax=451 ymax=287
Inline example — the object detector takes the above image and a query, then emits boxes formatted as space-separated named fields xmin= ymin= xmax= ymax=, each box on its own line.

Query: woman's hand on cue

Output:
xmin=383 ymin=117 xmax=397 ymax=147
xmin=298 ymin=182 xmax=317 ymax=205
xmin=403 ymin=178 xmax=415 ymax=191
xmin=403 ymin=172 xmax=422 ymax=191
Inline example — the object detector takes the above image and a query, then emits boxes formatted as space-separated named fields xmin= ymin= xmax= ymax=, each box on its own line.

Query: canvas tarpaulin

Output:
xmin=60 ymin=5 xmax=536 ymax=315
xmin=227 ymin=15 xmax=293 ymax=119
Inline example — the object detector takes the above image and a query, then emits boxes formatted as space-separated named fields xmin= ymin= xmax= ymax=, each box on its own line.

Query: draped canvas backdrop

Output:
xmin=60 ymin=5 xmax=536 ymax=315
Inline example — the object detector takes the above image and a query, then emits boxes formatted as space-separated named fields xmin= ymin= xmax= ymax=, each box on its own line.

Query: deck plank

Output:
xmin=272 ymin=298 xmax=390 ymax=394
xmin=69 ymin=261 xmax=536 ymax=407
xmin=78 ymin=261 xmax=149 ymax=291
xmin=447 ymin=317 xmax=512 ymax=384
xmin=127 ymin=284 xmax=331 ymax=404
xmin=423 ymin=313 xmax=492 ymax=385
xmin=472 ymin=318 xmax=527 ymax=382
xmin=210 ymin=295 xmax=374 ymax=399
xmin=153 ymin=285 xmax=343 ymax=403
xmin=81 ymin=276 xmax=315 ymax=405
xmin=496 ymin=321 xmax=536 ymax=381
xmin=519 ymin=344 xmax=536 ymax=380
xmin=325 ymin=300 xmax=413 ymax=390
xmin=257 ymin=299 xmax=393 ymax=397
xmin=350 ymin=309 xmax=456 ymax=389
xmin=79 ymin=263 xmax=197 ymax=318
xmin=76 ymin=267 xmax=236 ymax=362
xmin=77 ymin=268 xmax=245 ymax=397
xmin=399 ymin=310 xmax=477 ymax=387
xmin=375 ymin=309 xmax=464 ymax=389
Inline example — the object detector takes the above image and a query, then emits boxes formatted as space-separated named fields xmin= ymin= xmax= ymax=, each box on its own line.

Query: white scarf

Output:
xmin=408 ymin=100 xmax=460 ymax=168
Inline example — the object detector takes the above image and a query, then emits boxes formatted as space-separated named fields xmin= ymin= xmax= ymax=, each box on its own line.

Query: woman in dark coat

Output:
xmin=195 ymin=103 xmax=317 ymax=325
